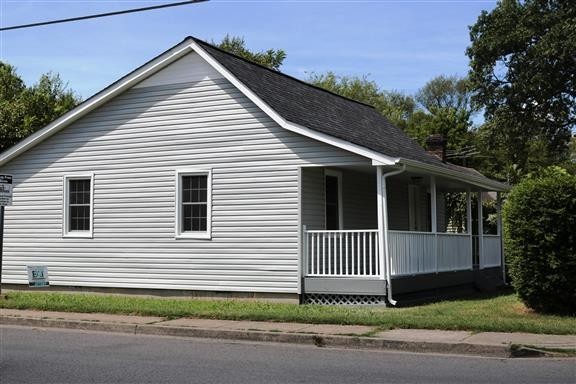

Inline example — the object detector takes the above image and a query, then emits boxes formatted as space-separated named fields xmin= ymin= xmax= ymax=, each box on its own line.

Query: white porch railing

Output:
xmin=482 ymin=235 xmax=502 ymax=268
xmin=437 ymin=233 xmax=473 ymax=272
xmin=388 ymin=231 xmax=435 ymax=275
xmin=304 ymin=229 xmax=500 ymax=278
xmin=389 ymin=231 xmax=473 ymax=276
xmin=304 ymin=230 xmax=380 ymax=277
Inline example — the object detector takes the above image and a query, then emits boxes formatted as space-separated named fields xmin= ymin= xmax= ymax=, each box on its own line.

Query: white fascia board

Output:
xmin=0 ymin=39 xmax=196 ymax=167
xmin=400 ymin=158 xmax=510 ymax=192
xmin=372 ymin=159 xmax=400 ymax=166
xmin=190 ymin=41 xmax=398 ymax=166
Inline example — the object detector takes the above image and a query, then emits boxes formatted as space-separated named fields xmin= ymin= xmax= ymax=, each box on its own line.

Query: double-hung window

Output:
xmin=176 ymin=170 xmax=212 ymax=239
xmin=63 ymin=174 xmax=94 ymax=238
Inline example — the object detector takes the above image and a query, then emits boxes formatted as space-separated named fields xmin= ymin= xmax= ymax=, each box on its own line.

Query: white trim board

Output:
xmin=174 ymin=168 xmax=213 ymax=240
xmin=62 ymin=172 xmax=94 ymax=239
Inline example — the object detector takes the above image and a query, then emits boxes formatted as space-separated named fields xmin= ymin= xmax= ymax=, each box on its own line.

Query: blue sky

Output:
xmin=0 ymin=0 xmax=497 ymax=100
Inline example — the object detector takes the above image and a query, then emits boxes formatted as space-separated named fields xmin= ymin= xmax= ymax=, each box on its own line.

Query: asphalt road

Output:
xmin=0 ymin=326 xmax=574 ymax=384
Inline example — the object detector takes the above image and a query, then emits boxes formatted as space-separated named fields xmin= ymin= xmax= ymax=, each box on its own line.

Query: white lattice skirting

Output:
xmin=304 ymin=293 xmax=387 ymax=305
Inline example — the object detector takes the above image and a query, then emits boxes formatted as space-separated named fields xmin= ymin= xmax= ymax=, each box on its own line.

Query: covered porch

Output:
xmin=300 ymin=164 xmax=506 ymax=304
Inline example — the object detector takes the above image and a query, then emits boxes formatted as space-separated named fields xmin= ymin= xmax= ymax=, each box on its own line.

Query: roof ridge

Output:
xmin=189 ymin=36 xmax=377 ymax=110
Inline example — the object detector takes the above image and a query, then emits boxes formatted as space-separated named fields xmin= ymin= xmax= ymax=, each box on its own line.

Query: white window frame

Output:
xmin=62 ymin=173 xmax=94 ymax=238
xmin=175 ymin=169 xmax=212 ymax=239
xmin=325 ymin=169 xmax=343 ymax=230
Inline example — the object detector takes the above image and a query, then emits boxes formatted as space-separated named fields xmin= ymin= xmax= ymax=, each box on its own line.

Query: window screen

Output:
xmin=181 ymin=175 xmax=208 ymax=232
xmin=68 ymin=179 xmax=91 ymax=232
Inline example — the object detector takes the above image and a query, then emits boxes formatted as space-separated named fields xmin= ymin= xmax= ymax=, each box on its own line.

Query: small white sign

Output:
xmin=27 ymin=265 xmax=49 ymax=288
xmin=0 ymin=174 xmax=13 ymax=206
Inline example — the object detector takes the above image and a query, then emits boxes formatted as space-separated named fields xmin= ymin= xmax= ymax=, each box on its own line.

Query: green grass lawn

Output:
xmin=1 ymin=290 xmax=574 ymax=335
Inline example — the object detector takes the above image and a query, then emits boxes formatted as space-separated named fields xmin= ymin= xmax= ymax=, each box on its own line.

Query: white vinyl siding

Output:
xmin=341 ymin=169 xmax=377 ymax=230
xmin=302 ymin=168 xmax=378 ymax=231
xmin=134 ymin=52 xmax=223 ymax=88
xmin=301 ymin=168 xmax=325 ymax=230
xmin=387 ymin=179 xmax=410 ymax=231
xmin=0 ymin=57 xmax=370 ymax=294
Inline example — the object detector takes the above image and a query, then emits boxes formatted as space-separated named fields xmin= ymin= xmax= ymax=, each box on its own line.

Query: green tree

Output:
xmin=215 ymin=35 xmax=286 ymax=71
xmin=416 ymin=75 xmax=474 ymax=114
xmin=467 ymin=0 xmax=576 ymax=182
xmin=414 ymin=75 xmax=477 ymax=155
xmin=0 ymin=62 xmax=80 ymax=152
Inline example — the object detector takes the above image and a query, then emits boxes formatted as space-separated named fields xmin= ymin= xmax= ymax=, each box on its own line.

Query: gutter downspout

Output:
xmin=381 ymin=164 xmax=406 ymax=306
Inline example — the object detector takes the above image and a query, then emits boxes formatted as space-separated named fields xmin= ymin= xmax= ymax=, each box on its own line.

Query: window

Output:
xmin=176 ymin=170 xmax=211 ymax=239
xmin=325 ymin=170 xmax=343 ymax=230
xmin=63 ymin=174 xmax=93 ymax=237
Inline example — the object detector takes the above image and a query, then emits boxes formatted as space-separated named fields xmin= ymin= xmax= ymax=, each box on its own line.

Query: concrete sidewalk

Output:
xmin=1 ymin=308 xmax=574 ymax=358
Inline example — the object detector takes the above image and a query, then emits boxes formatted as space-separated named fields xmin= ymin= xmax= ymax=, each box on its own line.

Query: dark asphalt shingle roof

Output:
xmin=194 ymin=38 xmax=442 ymax=165
xmin=192 ymin=38 xmax=504 ymax=186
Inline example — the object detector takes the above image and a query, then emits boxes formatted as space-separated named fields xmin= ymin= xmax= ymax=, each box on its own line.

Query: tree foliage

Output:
xmin=467 ymin=0 xmax=576 ymax=181
xmin=415 ymin=75 xmax=478 ymax=156
xmin=0 ymin=62 xmax=80 ymax=152
xmin=309 ymin=72 xmax=479 ymax=166
xmin=503 ymin=167 xmax=576 ymax=314
xmin=215 ymin=35 xmax=286 ymax=71
xmin=416 ymin=75 xmax=474 ymax=115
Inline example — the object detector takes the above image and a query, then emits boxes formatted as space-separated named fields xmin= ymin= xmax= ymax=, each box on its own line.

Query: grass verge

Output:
xmin=1 ymin=291 xmax=574 ymax=335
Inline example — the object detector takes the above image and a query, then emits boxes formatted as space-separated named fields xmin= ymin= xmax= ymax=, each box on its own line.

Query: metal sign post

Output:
xmin=0 ymin=205 xmax=4 ymax=296
xmin=0 ymin=174 xmax=14 ymax=297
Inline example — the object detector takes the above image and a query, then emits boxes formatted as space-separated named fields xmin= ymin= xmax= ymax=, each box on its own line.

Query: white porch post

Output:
xmin=477 ymin=192 xmax=484 ymax=269
xmin=430 ymin=176 xmax=438 ymax=272
xmin=497 ymin=192 xmax=506 ymax=283
xmin=496 ymin=192 xmax=502 ymax=237
xmin=467 ymin=188 xmax=473 ymax=266
xmin=376 ymin=166 xmax=385 ymax=281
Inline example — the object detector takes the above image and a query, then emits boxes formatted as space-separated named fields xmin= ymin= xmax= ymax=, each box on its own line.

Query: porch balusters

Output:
xmin=304 ymin=230 xmax=380 ymax=277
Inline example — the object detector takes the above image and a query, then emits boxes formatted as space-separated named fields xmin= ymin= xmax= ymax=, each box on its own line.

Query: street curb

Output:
xmin=0 ymin=316 xmax=513 ymax=357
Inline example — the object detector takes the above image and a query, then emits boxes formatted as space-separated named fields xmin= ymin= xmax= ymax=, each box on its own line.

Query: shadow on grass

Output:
xmin=393 ymin=285 xmax=515 ymax=308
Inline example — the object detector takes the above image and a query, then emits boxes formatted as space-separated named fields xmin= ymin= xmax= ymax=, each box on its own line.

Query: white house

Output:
xmin=0 ymin=37 xmax=508 ymax=305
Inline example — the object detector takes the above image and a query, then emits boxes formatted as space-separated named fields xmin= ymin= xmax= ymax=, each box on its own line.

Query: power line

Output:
xmin=0 ymin=0 xmax=208 ymax=32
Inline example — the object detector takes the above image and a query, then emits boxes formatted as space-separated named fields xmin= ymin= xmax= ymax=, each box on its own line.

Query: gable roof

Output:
xmin=0 ymin=36 xmax=508 ymax=191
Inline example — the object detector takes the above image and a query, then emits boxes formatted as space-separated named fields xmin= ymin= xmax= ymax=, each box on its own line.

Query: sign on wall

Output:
xmin=27 ymin=265 xmax=50 ymax=288
xmin=0 ymin=175 xmax=13 ymax=206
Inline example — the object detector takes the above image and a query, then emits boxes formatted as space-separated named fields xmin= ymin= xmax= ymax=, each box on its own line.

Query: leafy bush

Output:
xmin=503 ymin=167 xmax=576 ymax=315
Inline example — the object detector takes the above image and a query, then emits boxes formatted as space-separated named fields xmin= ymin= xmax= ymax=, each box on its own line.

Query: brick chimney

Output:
xmin=425 ymin=134 xmax=447 ymax=162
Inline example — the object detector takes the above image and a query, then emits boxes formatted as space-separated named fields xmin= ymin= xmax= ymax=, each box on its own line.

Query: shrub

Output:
xmin=503 ymin=167 xmax=576 ymax=315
